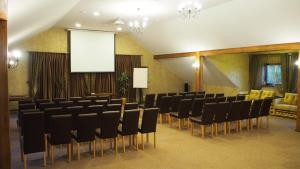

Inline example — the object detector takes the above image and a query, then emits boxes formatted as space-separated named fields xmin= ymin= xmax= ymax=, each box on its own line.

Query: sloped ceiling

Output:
xmin=8 ymin=0 xmax=300 ymax=54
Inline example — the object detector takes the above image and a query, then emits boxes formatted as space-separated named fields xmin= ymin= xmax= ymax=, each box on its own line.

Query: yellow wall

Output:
xmin=9 ymin=28 xmax=184 ymax=97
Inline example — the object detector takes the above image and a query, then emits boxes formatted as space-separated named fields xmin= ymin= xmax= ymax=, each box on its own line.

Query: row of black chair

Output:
xmin=20 ymin=108 xmax=159 ymax=169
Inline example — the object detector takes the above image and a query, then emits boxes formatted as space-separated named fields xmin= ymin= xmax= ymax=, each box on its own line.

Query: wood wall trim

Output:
xmin=0 ymin=0 xmax=7 ymax=20
xmin=296 ymin=50 xmax=300 ymax=132
xmin=0 ymin=19 xmax=10 ymax=169
xmin=154 ymin=42 xmax=300 ymax=59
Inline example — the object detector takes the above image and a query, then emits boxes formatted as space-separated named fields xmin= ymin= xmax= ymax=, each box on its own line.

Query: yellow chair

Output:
xmin=245 ymin=90 xmax=262 ymax=100
xmin=260 ymin=90 xmax=276 ymax=99
xmin=274 ymin=93 xmax=298 ymax=119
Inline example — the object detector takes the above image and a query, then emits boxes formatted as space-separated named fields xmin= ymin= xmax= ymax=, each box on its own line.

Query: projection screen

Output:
xmin=70 ymin=29 xmax=115 ymax=72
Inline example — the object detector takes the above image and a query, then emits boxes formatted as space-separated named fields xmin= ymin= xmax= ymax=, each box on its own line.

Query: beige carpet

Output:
xmin=10 ymin=115 xmax=300 ymax=169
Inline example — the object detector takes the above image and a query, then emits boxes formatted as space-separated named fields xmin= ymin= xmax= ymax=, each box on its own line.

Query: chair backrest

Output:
xmin=159 ymin=96 xmax=172 ymax=113
xmin=18 ymin=109 xmax=40 ymax=130
xmin=85 ymin=96 xmax=97 ymax=101
xmin=49 ymin=114 xmax=72 ymax=145
xmin=86 ymin=105 xmax=103 ymax=114
xmin=184 ymin=94 xmax=195 ymax=100
xmin=195 ymin=94 xmax=205 ymax=98
xmin=76 ymin=113 xmax=98 ymax=142
xmin=77 ymin=100 xmax=92 ymax=107
xmin=144 ymin=94 xmax=156 ymax=108
xmin=201 ymin=103 xmax=216 ymax=125
xmin=106 ymin=104 xmax=122 ymax=112
xmin=94 ymin=100 xmax=108 ymax=107
xmin=100 ymin=111 xmax=121 ymax=138
xmin=156 ymin=93 xmax=167 ymax=107
xmin=239 ymin=100 xmax=252 ymax=120
xmin=140 ymin=108 xmax=159 ymax=133
xmin=167 ymin=92 xmax=177 ymax=96
xmin=69 ymin=97 xmax=83 ymax=103
xmin=121 ymin=109 xmax=140 ymax=135
xmin=216 ymin=97 xmax=226 ymax=103
xmin=214 ymin=102 xmax=230 ymax=123
xmin=124 ymin=103 xmax=139 ymax=110
xmin=35 ymin=99 xmax=50 ymax=104
xmin=260 ymin=98 xmax=273 ymax=116
xmin=57 ymin=101 xmax=74 ymax=108
xmin=66 ymin=106 xmax=84 ymax=130
xmin=170 ymin=95 xmax=184 ymax=112
xmin=178 ymin=99 xmax=193 ymax=118
xmin=19 ymin=99 xmax=34 ymax=104
xmin=215 ymin=93 xmax=224 ymax=98
xmin=110 ymin=99 xmax=122 ymax=105
xmin=19 ymin=103 xmax=36 ymax=110
xmin=205 ymin=98 xmax=216 ymax=103
xmin=226 ymin=96 xmax=237 ymax=102
xmin=250 ymin=99 xmax=263 ymax=118
xmin=197 ymin=91 xmax=205 ymax=95
xmin=187 ymin=92 xmax=196 ymax=95
xmin=52 ymin=98 xmax=67 ymax=104
xmin=97 ymin=96 xmax=110 ymax=102
xmin=190 ymin=98 xmax=205 ymax=117
xmin=38 ymin=102 xmax=57 ymax=110
xmin=22 ymin=111 xmax=45 ymax=154
xmin=236 ymin=95 xmax=246 ymax=101
xmin=44 ymin=107 xmax=65 ymax=133
xmin=205 ymin=93 xmax=215 ymax=98
xmin=228 ymin=101 xmax=241 ymax=122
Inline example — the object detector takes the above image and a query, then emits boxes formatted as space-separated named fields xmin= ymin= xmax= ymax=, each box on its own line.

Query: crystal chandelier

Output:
xmin=7 ymin=50 xmax=21 ymax=69
xmin=128 ymin=8 xmax=149 ymax=33
xmin=178 ymin=1 xmax=202 ymax=20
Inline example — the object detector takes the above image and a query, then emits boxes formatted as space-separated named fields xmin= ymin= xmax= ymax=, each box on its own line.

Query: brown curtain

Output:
xmin=281 ymin=52 xmax=298 ymax=93
xmin=30 ymin=52 xmax=141 ymax=100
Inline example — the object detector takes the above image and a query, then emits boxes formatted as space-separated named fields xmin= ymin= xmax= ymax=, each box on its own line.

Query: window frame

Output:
xmin=264 ymin=63 xmax=282 ymax=86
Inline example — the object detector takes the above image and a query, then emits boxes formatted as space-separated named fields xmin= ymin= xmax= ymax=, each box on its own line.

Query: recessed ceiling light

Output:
xmin=93 ymin=12 xmax=100 ymax=16
xmin=75 ymin=23 xmax=81 ymax=28
xmin=116 ymin=26 xmax=123 ymax=31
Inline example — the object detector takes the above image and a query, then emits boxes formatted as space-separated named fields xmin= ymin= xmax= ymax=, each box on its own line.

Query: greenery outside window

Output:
xmin=264 ymin=64 xmax=282 ymax=86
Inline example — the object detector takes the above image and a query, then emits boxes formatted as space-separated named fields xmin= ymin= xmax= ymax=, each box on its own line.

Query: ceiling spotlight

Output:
xmin=93 ymin=11 xmax=100 ymax=16
xmin=116 ymin=26 xmax=123 ymax=31
xmin=75 ymin=23 xmax=81 ymax=28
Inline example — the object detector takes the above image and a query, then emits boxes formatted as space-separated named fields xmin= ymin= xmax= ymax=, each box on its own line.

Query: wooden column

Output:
xmin=0 ymin=0 xmax=11 ymax=168
xmin=296 ymin=51 xmax=300 ymax=132
xmin=195 ymin=54 xmax=204 ymax=92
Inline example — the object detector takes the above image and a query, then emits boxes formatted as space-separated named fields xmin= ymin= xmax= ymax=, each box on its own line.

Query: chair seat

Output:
xmin=189 ymin=116 xmax=202 ymax=123
xmin=170 ymin=112 xmax=179 ymax=117
xmin=139 ymin=105 xmax=145 ymax=109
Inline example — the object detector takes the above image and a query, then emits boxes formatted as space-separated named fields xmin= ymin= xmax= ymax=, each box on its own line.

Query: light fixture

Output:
xmin=192 ymin=61 xmax=200 ymax=68
xmin=178 ymin=1 xmax=202 ymax=20
xmin=75 ymin=22 xmax=81 ymax=28
xmin=7 ymin=50 xmax=21 ymax=69
xmin=128 ymin=8 xmax=149 ymax=33
xmin=114 ymin=18 xmax=125 ymax=32
xmin=116 ymin=26 xmax=123 ymax=32
xmin=295 ymin=60 xmax=300 ymax=66
xmin=93 ymin=11 xmax=100 ymax=16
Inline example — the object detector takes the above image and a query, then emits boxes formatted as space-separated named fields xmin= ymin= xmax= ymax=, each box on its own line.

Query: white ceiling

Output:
xmin=8 ymin=0 xmax=300 ymax=55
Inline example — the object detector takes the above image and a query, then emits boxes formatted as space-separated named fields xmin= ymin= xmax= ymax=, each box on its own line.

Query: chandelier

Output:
xmin=7 ymin=50 xmax=21 ymax=69
xmin=178 ymin=1 xmax=202 ymax=20
xmin=128 ymin=8 xmax=149 ymax=33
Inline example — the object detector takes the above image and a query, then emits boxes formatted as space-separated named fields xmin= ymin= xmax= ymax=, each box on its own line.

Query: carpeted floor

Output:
xmin=10 ymin=114 xmax=300 ymax=169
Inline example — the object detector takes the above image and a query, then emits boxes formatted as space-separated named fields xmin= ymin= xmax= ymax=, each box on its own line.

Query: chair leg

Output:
xmin=168 ymin=114 xmax=171 ymax=125
xmin=256 ymin=118 xmax=259 ymax=128
xmin=236 ymin=121 xmax=239 ymax=132
xmin=141 ymin=134 xmax=144 ymax=150
xmin=100 ymin=139 xmax=104 ymax=156
xmin=44 ymin=135 xmax=47 ymax=166
xmin=239 ymin=120 xmax=242 ymax=131
xmin=201 ymin=125 xmax=205 ymax=138
xmin=246 ymin=119 xmax=250 ymax=131
xmin=215 ymin=124 xmax=218 ymax=136
xmin=224 ymin=122 xmax=227 ymax=135
xmin=77 ymin=143 xmax=80 ymax=160
xmin=122 ymin=136 xmax=125 ymax=153
xmin=51 ymin=145 xmax=55 ymax=164
xmin=267 ymin=116 xmax=269 ymax=128
xmin=68 ymin=143 xmax=72 ymax=162
xmin=135 ymin=135 xmax=138 ymax=150
xmin=146 ymin=133 xmax=149 ymax=143
xmin=211 ymin=125 xmax=214 ymax=136
xmin=23 ymin=154 xmax=27 ymax=169
xmin=115 ymin=137 xmax=118 ymax=154
xmin=178 ymin=119 xmax=181 ymax=130
xmin=228 ymin=122 xmax=231 ymax=134
xmin=89 ymin=142 xmax=91 ymax=153
xmin=191 ymin=122 xmax=194 ymax=136
xmin=249 ymin=119 xmax=253 ymax=130
xmin=93 ymin=140 xmax=96 ymax=158
xmin=154 ymin=132 xmax=156 ymax=148
xmin=160 ymin=114 xmax=163 ymax=124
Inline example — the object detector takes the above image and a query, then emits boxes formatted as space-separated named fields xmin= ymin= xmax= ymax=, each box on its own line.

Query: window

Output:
xmin=264 ymin=64 xmax=282 ymax=85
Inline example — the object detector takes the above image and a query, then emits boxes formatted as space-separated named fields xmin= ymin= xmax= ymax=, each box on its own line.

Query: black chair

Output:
xmin=124 ymin=103 xmax=139 ymax=110
xmin=236 ymin=95 xmax=246 ymax=101
xmin=18 ymin=109 xmax=40 ymax=129
xmin=47 ymin=114 xmax=72 ymax=163
xmin=19 ymin=103 xmax=36 ymax=110
xmin=205 ymin=98 xmax=216 ymax=103
xmin=118 ymin=109 xmax=140 ymax=152
xmin=189 ymin=98 xmax=205 ymax=117
xmin=38 ymin=102 xmax=57 ymax=110
xmin=71 ymin=113 xmax=98 ymax=160
xmin=197 ymin=91 xmax=205 ymax=95
xmin=86 ymin=105 xmax=103 ymax=128
xmin=184 ymin=94 xmax=195 ymax=100
xmin=170 ymin=95 xmax=184 ymax=112
xmin=179 ymin=92 xmax=187 ymax=96
xmin=213 ymin=102 xmax=230 ymax=135
xmin=106 ymin=104 xmax=122 ymax=112
xmin=195 ymin=94 xmax=205 ymax=98
xmin=21 ymin=111 xmax=46 ymax=169
xmin=94 ymin=100 xmax=108 ymax=107
xmin=216 ymin=97 xmax=226 ymax=103
xmin=140 ymin=94 xmax=155 ymax=109
xmin=215 ymin=93 xmax=224 ymax=98
xmin=226 ymin=96 xmax=237 ymax=102
xmin=52 ymin=98 xmax=67 ymax=104
xmin=85 ymin=96 xmax=97 ymax=102
xmin=259 ymin=98 xmax=273 ymax=128
xmin=19 ymin=99 xmax=34 ymax=104
xmin=138 ymin=108 xmax=159 ymax=149
xmin=190 ymin=103 xmax=216 ymax=137
xmin=170 ymin=99 xmax=193 ymax=130
xmin=205 ymin=93 xmax=215 ymax=98
xmin=249 ymin=99 xmax=263 ymax=129
xmin=35 ymin=99 xmax=51 ymax=109
xmin=96 ymin=96 xmax=110 ymax=101
xmin=155 ymin=93 xmax=167 ymax=108
xmin=239 ymin=100 xmax=252 ymax=131
xmin=69 ymin=97 xmax=83 ymax=103
xmin=167 ymin=92 xmax=177 ymax=96
xmin=44 ymin=107 xmax=65 ymax=133
xmin=57 ymin=101 xmax=74 ymax=108
xmin=227 ymin=101 xmax=242 ymax=133
xmin=187 ymin=92 xmax=196 ymax=95
xmin=77 ymin=100 xmax=92 ymax=108
xmin=95 ymin=111 xmax=120 ymax=156
xmin=66 ymin=106 xmax=84 ymax=130
xmin=110 ymin=98 xmax=122 ymax=105
xmin=158 ymin=96 xmax=172 ymax=124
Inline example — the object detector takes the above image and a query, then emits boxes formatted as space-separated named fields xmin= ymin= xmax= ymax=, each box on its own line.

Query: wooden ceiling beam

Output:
xmin=154 ymin=42 xmax=300 ymax=59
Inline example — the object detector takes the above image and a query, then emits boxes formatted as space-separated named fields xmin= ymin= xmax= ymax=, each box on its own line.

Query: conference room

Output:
xmin=0 ymin=0 xmax=300 ymax=169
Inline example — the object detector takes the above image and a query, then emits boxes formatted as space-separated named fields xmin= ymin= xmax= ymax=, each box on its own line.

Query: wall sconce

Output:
xmin=192 ymin=61 xmax=200 ymax=68
xmin=295 ymin=60 xmax=300 ymax=66
xmin=7 ymin=50 xmax=21 ymax=69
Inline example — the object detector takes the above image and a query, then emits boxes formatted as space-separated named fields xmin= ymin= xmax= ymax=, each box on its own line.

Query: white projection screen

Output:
xmin=70 ymin=29 xmax=115 ymax=72
xmin=133 ymin=68 xmax=148 ymax=88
